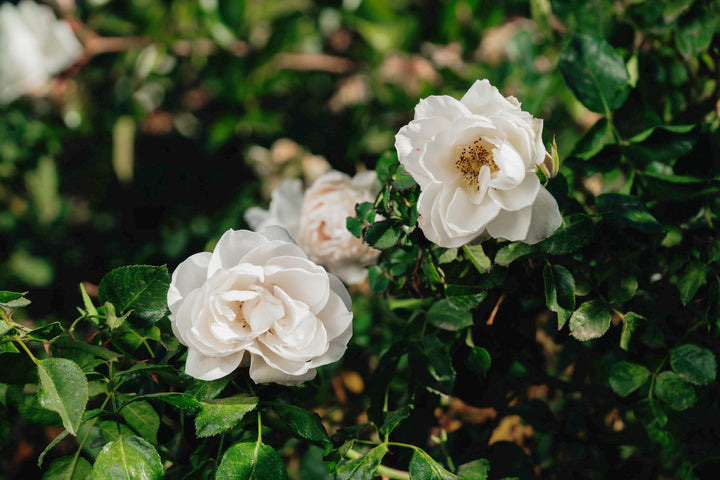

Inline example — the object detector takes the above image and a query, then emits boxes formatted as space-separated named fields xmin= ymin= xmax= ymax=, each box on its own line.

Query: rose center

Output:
xmin=455 ymin=137 xmax=499 ymax=191
xmin=235 ymin=301 xmax=250 ymax=329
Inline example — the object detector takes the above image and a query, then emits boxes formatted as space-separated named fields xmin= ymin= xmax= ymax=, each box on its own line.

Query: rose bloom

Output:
xmin=245 ymin=170 xmax=380 ymax=285
xmin=395 ymin=79 xmax=562 ymax=248
xmin=0 ymin=0 xmax=83 ymax=104
xmin=167 ymin=226 xmax=353 ymax=385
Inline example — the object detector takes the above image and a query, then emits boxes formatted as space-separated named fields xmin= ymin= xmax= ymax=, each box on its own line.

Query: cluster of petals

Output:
xmin=395 ymin=79 xmax=562 ymax=247
xmin=245 ymin=170 xmax=380 ymax=285
xmin=167 ymin=227 xmax=353 ymax=386
xmin=0 ymin=0 xmax=83 ymax=104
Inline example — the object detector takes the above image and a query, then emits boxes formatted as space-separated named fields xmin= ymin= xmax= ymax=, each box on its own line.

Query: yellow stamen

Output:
xmin=455 ymin=137 xmax=498 ymax=191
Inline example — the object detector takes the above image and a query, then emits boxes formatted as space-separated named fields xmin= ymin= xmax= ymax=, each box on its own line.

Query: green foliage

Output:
xmin=194 ymin=394 xmax=258 ymax=438
xmin=216 ymin=442 xmax=287 ymax=480
xmin=37 ymin=359 xmax=88 ymax=436
xmin=97 ymin=265 xmax=170 ymax=324
xmin=93 ymin=435 xmax=163 ymax=480
xmin=409 ymin=448 xmax=462 ymax=479
xmin=558 ymin=34 xmax=630 ymax=114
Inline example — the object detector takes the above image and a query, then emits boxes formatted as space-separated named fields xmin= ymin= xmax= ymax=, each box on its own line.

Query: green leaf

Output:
xmin=628 ymin=125 xmax=697 ymax=166
xmin=620 ymin=312 xmax=645 ymax=351
xmin=675 ymin=15 xmax=715 ymax=58
xmin=37 ymin=358 xmax=89 ymax=436
xmin=335 ymin=444 xmax=388 ymax=480
xmin=379 ymin=404 xmax=413 ymax=437
xmin=98 ymin=420 xmax=135 ymax=442
xmin=120 ymin=400 xmax=160 ymax=444
xmin=655 ymin=371 xmax=696 ymax=410
xmin=79 ymin=283 xmax=98 ymax=318
xmin=392 ymin=165 xmax=416 ymax=190
xmin=634 ymin=398 xmax=667 ymax=428
xmin=569 ymin=301 xmax=612 ymax=341
xmin=409 ymin=448 xmax=462 ymax=479
xmin=42 ymin=455 xmax=93 ymax=480
xmin=408 ymin=335 xmax=455 ymax=394
xmin=494 ymin=242 xmax=536 ymax=266
xmin=570 ymin=118 xmax=613 ymax=160
xmin=272 ymin=403 xmax=330 ymax=445
xmin=426 ymin=299 xmax=474 ymax=331
xmin=466 ymin=347 xmax=492 ymax=378
xmin=375 ymin=151 xmax=398 ymax=183
xmin=364 ymin=221 xmax=402 ymax=249
xmin=356 ymin=202 xmax=376 ymax=223
xmin=596 ymin=194 xmax=664 ymax=234
xmin=676 ymin=262 xmax=707 ymax=305
xmin=367 ymin=265 xmax=389 ymax=293
xmin=609 ymin=361 xmax=650 ymax=396
xmin=93 ymin=435 xmax=163 ymax=480
xmin=608 ymin=275 xmax=638 ymax=304
xmin=346 ymin=217 xmax=364 ymax=238
xmin=216 ymin=441 xmax=287 ymax=480
xmin=195 ymin=394 xmax=258 ymax=438
xmin=26 ymin=322 xmax=64 ymax=341
xmin=544 ymin=265 xmax=575 ymax=330
xmin=558 ymin=34 xmax=630 ymax=113
xmin=104 ymin=302 xmax=130 ymax=329
xmin=538 ymin=214 xmax=594 ymax=255
xmin=218 ymin=0 xmax=245 ymax=33
xmin=670 ymin=344 xmax=717 ymax=386
xmin=122 ymin=392 xmax=202 ymax=410
xmin=0 ymin=290 xmax=30 ymax=312
xmin=456 ymin=459 xmax=490 ymax=480
xmin=38 ymin=429 xmax=69 ymax=467
xmin=98 ymin=265 xmax=171 ymax=324
xmin=463 ymin=245 xmax=491 ymax=273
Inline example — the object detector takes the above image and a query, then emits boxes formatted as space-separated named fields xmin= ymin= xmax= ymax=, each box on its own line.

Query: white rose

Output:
xmin=0 ymin=0 xmax=83 ymax=105
xmin=245 ymin=170 xmax=380 ymax=285
xmin=167 ymin=226 xmax=353 ymax=386
xmin=395 ymin=79 xmax=562 ymax=248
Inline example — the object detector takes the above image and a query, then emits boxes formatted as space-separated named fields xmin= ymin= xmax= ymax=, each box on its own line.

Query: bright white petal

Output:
xmin=489 ymin=141 xmax=526 ymax=190
xmin=485 ymin=205 xmax=532 ymax=242
xmin=396 ymin=117 xmax=452 ymax=185
xmin=248 ymin=354 xmax=317 ymax=386
xmin=488 ymin=173 xmax=540 ymax=212
xmin=184 ymin=349 xmax=245 ymax=381
xmin=167 ymin=251 xmax=211 ymax=312
xmin=265 ymin=256 xmax=330 ymax=314
xmin=460 ymin=79 xmax=520 ymax=116
xmin=524 ymin=187 xmax=563 ymax=244
xmin=207 ymin=229 xmax=268 ymax=277
xmin=444 ymin=187 xmax=501 ymax=236
xmin=414 ymin=95 xmax=471 ymax=121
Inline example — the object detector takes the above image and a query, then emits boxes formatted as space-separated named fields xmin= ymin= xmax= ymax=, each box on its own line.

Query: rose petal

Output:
xmin=168 ymin=251 xmax=211 ymax=312
xmin=444 ymin=187 xmax=501 ymax=236
xmin=248 ymin=354 xmax=317 ymax=386
xmin=460 ymin=79 xmax=520 ymax=116
xmin=524 ymin=187 xmax=563 ymax=244
xmin=265 ymin=256 xmax=330 ymax=314
xmin=485 ymin=204 xmax=533 ymax=242
xmin=185 ymin=348 xmax=245 ymax=381
xmin=488 ymin=172 xmax=540 ymax=212
xmin=207 ymin=229 xmax=269 ymax=277
xmin=414 ymin=95 xmax=471 ymax=121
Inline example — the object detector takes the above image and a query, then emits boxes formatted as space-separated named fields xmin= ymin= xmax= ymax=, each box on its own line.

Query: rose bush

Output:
xmin=0 ymin=0 xmax=82 ymax=104
xmin=245 ymin=170 xmax=380 ymax=284
xmin=167 ymin=226 xmax=353 ymax=385
xmin=395 ymin=79 xmax=562 ymax=247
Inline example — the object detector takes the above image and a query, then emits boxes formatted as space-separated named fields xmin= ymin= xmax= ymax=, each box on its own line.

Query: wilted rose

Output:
xmin=395 ymin=79 xmax=562 ymax=247
xmin=167 ymin=227 xmax=353 ymax=386
xmin=0 ymin=0 xmax=83 ymax=104
xmin=245 ymin=170 xmax=380 ymax=285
